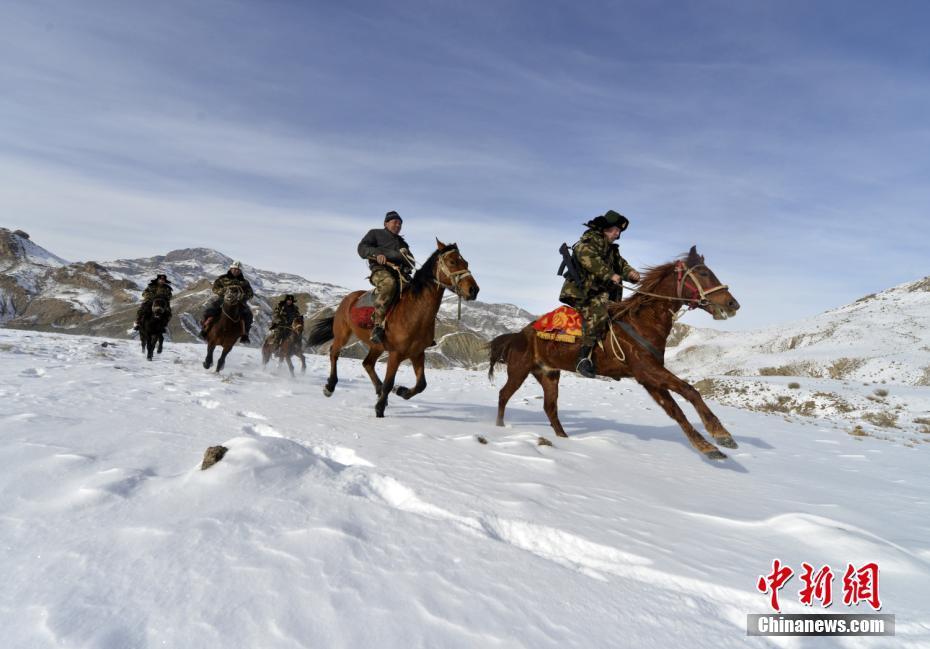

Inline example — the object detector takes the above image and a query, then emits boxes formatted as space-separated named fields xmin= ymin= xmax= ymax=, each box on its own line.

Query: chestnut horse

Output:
xmin=307 ymin=240 xmax=479 ymax=417
xmin=139 ymin=297 xmax=169 ymax=361
xmin=488 ymin=246 xmax=741 ymax=460
xmin=202 ymin=286 xmax=248 ymax=372
xmin=261 ymin=315 xmax=306 ymax=376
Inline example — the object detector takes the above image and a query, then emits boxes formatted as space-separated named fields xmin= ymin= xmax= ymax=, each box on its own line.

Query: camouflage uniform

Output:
xmin=270 ymin=299 xmax=300 ymax=344
xmin=135 ymin=279 xmax=172 ymax=325
xmin=202 ymin=271 xmax=255 ymax=334
xmin=559 ymin=228 xmax=636 ymax=347
xmin=357 ymin=228 xmax=415 ymax=327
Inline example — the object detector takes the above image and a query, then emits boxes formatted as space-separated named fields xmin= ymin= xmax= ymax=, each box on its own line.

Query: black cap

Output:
xmin=384 ymin=211 xmax=402 ymax=224
xmin=285 ymin=294 xmax=295 ymax=301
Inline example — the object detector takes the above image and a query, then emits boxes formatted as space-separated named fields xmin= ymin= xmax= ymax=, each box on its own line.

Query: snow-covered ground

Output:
xmin=1 ymin=329 xmax=928 ymax=648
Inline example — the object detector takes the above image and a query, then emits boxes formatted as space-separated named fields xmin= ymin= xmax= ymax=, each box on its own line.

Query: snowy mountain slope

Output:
xmin=667 ymin=276 xmax=930 ymax=438
xmin=0 ymin=228 xmax=68 ymax=322
xmin=1 ymin=329 xmax=928 ymax=648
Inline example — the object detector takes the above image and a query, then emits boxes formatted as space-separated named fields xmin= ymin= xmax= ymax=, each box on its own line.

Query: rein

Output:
xmin=620 ymin=261 xmax=728 ymax=310
xmin=433 ymin=247 xmax=473 ymax=321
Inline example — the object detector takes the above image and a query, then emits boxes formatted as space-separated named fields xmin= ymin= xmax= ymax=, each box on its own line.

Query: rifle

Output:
xmin=557 ymin=243 xmax=583 ymax=289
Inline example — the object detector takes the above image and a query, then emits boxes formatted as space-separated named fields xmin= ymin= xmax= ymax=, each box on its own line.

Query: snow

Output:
xmin=1 ymin=329 xmax=929 ymax=648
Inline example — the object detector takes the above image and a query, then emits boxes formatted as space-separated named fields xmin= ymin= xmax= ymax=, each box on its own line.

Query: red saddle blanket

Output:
xmin=351 ymin=306 xmax=376 ymax=329
xmin=532 ymin=306 xmax=582 ymax=342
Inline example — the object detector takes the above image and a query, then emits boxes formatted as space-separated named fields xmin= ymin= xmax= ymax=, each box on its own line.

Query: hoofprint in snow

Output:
xmin=1 ymin=330 xmax=928 ymax=648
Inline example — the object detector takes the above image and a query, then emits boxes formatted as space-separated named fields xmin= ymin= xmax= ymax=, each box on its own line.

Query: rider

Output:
xmin=559 ymin=210 xmax=641 ymax=378
xmin=133 ymin=273 xmax=172 ymax=331
xmin=269 ymin=294 xmax=300 ymax=345
xmin=357 ymin=210 xmax=416 ymax=344
xmin=200 ymin=260 xmax=255 ymax=343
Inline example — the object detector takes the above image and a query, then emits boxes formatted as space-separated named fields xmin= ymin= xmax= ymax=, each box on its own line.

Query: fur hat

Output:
xmin=154 ymin=273 xmax=171 ymax=284
xmin=586 ymin=210 xmax=629 ymax=232
xmin=229 ymin=260 xmax=243 ymax=270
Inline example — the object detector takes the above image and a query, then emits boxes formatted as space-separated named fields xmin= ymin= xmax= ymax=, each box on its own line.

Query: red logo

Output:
xmin=757 ymin=561 xmax=882 ymax=612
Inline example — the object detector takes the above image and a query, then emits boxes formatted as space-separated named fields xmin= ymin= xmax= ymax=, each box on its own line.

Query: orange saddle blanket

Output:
xmin=532 ymin=306 xmax=582 ymax=343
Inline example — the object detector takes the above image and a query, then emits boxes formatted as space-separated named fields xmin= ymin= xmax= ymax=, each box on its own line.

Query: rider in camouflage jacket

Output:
xmin=559 ymin=210 xmax=641 ymax=378
xmin=133 ymin=274 xmax=173 ymax=330
xmin=357 ymin=211 xmax=415 ymax=344
xmin=200 ymin=261 xmax=255 ymax=342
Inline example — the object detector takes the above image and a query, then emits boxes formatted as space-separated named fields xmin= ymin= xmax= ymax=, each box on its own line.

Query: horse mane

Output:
xmin=409 ymin=243 xmax=458 ymax=295
xmin=610 ymin=253 xmax=690 ymax=317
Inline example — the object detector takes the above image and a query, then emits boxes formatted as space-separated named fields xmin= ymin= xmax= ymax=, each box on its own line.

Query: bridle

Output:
xmin=433 ymin=247 xmax=473 ymax=297
xmin=674 ymin=260 xmax=729 ymax=310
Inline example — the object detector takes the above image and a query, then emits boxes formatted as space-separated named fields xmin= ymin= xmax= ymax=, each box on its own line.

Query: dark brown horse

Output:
xmin=488 ymin=246 xmax=741 ymax=460
xmin=308 ymin=240 xmax=479 ymax=417
xmin=202 ymin=286 xmax=248 ymax=372
xmin=262 ymin=315 xmax=307 ymax=376
xmin=139 ymin=297 xmax=169 ymax=361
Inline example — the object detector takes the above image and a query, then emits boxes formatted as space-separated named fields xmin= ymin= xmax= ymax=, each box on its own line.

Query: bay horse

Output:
xmin=139 ymin=297 xmax=169 ymax=361
xmin=262 ymin=315 xmax=307 ymax=376
xmin=202 ymin=286 xmax=248 ymax=373
xmin=488 ymin=246 xmax=741 ymax=460
xmin=307 ymin=240 xmax=479 ymax=417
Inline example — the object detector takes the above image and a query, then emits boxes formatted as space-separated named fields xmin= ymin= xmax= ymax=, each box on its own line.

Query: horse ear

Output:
xmin=687 ymin=245 xmax=701 ymax=266
xmin=436 ymin=238 xmax=446 ymax=249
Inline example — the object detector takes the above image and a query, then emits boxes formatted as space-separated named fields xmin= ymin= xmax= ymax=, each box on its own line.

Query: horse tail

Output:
xmin=487 ymin=332 xmax=523 ymax=379
xmin=306 ymin=316 xmax=335 ymax=347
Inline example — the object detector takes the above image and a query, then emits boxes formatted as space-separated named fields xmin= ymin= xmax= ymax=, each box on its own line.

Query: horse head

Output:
xmin=151 ymin=297 xmax=168 ymax=318
xmin=433 ymin=239 xmax=480 ymax=301
xmin=675 ymin=246 xmax=740 ymax=320
xmin=292 ymin=315 xmax=305 ymax=334
xmin=223 ymin=285 xmax=245 ymax=306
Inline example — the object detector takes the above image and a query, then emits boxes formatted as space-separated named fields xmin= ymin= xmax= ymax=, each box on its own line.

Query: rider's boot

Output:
xmin=575 ymin=344 xmax=596 ymax=378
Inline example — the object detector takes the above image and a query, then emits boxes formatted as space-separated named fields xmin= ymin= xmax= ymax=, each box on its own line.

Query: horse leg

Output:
xmin=642 ymin=385 xmax=727 ymax=460
xmin=299 ymin=351 xmax=306 ymax=374
xmin=361 ymin=348 xmax=383 ymax=395
xmin=157 ymin=333 xmax=163 ymax=354
xmin=324 ymin=318 xmax=351 ymax=397
xmin=496 ymin=358 xmax=532 ymax=427
xmin=531 ymin=368 xmax=567 ymax=437
xmin=643 ymin=364 xmax=737 ymax=450
xmin=216 ymin=345 xmax=232 ymax=373
xmin=203 ymin=343 xmax=215 ymax=369
xmin=395 ymin=351 xmax=426 ymax=400
xmin=261 ymin=343 xmax=272 ymax=369
xmin=285 ymin=347 xmax=295 ymax=378
xmin=375 ymin=353 xmax=402 ymax=418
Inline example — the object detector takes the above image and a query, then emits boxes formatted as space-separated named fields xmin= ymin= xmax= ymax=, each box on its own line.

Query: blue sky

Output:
xmin=2 ymin=0 xmax=928 ymax=329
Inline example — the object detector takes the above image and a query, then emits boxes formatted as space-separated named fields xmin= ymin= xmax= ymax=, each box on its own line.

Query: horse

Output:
xmin=488 ymin=246 xmax=741 ymax=460
xmin=307 ymin=239 xmax=479 ymax=417
xmin=261 ymin=315 xmax=307 ymax=376
xmin=202 ymin=286 xmax=248 ymax=372
xmin=139 ymin=297 xmax=169 ymax=361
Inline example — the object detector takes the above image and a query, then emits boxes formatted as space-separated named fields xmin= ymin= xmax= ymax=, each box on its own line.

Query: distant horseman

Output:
xmin=357 ymin=211 xmax=416 ymax=344
xmin=269 ymin=294 xmax=300 ymax=346
xmin=200 ymin=260 xmax=254 ymax=342
xmin=559 ymin=210 xmax=641 ymax=378
xmin=133 ymin=274 xmax=172 ymax=331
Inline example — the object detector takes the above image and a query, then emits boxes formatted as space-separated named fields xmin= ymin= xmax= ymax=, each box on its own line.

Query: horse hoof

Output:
xmin=203 ymin=362 xmax=211 ymax=369
xmin=495 ymin=419 xmax=504 ymax=427
xmin=715 ymin=436 xmax=738 ymax=449
xmin=375 ymin=410 xmax=385 ymax=418
xmin=323 ymin=387 xmax=333 ymax=397
xmin=704 ymin=449 xmax=727 ymax=461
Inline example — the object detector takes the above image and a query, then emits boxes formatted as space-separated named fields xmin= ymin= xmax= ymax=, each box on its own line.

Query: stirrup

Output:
xmin=576 ymin=357 xmax=596 ymax=378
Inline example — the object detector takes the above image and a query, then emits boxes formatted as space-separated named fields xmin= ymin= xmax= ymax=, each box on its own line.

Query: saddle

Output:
xmin=532 ymin=306 xmax=583 ymax=343
xmin=349 ymin=290 xmax=395 ymax=329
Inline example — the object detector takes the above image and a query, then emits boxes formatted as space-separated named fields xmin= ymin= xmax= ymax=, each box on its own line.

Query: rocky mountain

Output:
xmin=665 ymin=276 xmax=930 ymax=441
xmin=0 ymin=227 xmax=536 ymax=368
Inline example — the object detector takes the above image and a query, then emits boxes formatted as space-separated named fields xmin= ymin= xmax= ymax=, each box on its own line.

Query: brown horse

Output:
xmin=202 ymin=286 xmax=248 ymax=372
xmin=307 ymin=240 xmax=479 ymax=417
xmin=261 ymin=315 xmax=307 ymax=376
xmin=139 ymin=297 xmax=169 ymax=361
xmin=488 ymin=246 xmax=741 ymax=460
